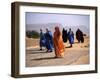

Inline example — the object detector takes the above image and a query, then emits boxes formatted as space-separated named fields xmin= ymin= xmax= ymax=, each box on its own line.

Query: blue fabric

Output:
xmin=68 ymin=31 xmax=74 ymax=44
xmin=45 ymin=31 xmax=53 ymax=50
xmin=40 ymin=32 xmax=46 ymax=47
xmin=69 ymin=36 xmax=74 ymax=44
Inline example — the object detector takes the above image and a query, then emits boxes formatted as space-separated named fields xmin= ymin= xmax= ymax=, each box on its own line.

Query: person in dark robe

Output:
xmin=45 ymin=28 xmax=53 ymax=52
xmin=76 ymin=28 xmax=84 ymax=43
xmin=39 ymin=29 xmax=46 ymax=50
xmin=68 ymin=28 xmax=74 ymax=47
xmin=62 ymin=28 xmax=68 ymax=43
xmin=72 ymin=31 xmax=74 ymax=43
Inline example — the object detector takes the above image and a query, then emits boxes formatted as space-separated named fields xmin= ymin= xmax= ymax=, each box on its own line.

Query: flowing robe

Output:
xmin=45 ymin=31 xmax=53 ymax=51
xmin=76 ymin=29 xmax=84 ymax=43
xmin=68 ymin=31 xmax=74 ymax=44
xmin=40 ymin=32 xmax=46 ymax=47
xmin=62 ymin=28 xmax=68 ymax=43
xmin=53 ymin=31 xmax=65 ymax=57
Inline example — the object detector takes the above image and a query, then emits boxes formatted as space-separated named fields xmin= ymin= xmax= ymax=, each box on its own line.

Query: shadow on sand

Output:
xmin=26 ymin=49 xmax=47 ymax=54
xmin=65 ymin=46 xmax=72 ymax=48
xmin=65 ymin=41 xmax=79 ymax=48
xmin=30 ymin=57 xmax=58 ymax=61
xmin=26 ymin=49 xmax=45 ymax=51
xmin=27 ymin=51 xmax=47 ymax=54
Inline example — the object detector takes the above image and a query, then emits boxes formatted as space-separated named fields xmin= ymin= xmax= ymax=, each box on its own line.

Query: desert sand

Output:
xmin=26 ymin=36 xmax=89 ymax=67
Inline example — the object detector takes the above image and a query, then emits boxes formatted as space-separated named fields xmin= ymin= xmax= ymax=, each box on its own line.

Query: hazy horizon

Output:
xmin=26 ymin=12 xmax=90 ymax=36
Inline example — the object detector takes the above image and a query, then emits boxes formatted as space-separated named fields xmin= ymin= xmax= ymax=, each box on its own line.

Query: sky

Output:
xmin=25 ymin=12 xmax=90 ymax=35
xmin=26 ymin=12 xmax=90 ymax=28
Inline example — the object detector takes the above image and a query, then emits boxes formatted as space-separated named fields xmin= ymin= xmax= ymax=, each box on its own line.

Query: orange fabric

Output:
xmin=53 ymin=27 xmax=65 ymax=57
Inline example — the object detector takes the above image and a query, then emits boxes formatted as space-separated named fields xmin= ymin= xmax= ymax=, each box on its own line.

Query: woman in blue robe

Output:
xmin=40 ymin=29 xmax=46 ymax=50
xmin=68 ymin=28 xmax=74 ymax=47
xmin=45 ymin=28 xmax=53 ymax=52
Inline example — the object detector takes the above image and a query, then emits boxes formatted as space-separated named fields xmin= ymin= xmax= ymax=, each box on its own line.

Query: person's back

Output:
xmin=40 ymin=32 xmax=45 ymax=40
xmin=40 ymin=29 xmax=46 ymax=50
xmin=76 ymin=29 xmax=81 ymax=42
xmin=62 ymin=28 xmax=68 ymax=42
xmin=80 ymin=30 xmax=84 ymax=43
xmin=68 ymin=28 xmax=74 ymax=47
xmin=53 ymin=26 xmax=65 ymax=58
xmin=45 ymin=28 xmax=53 ymax=52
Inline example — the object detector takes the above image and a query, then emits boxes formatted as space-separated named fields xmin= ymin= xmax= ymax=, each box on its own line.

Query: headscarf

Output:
xmin=55 ymin=26 xmax=61 ymax=37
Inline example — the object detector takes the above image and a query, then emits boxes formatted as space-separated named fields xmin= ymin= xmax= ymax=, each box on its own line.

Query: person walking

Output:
xmin=53 ymin=26 xmax=65 ymax=58
xmin=62 ymin=28 xmax=68 ymax=43
xmin=39 ymin=29 xmax=46 ymax=50
xmin=45 ymin=28 xmax=53 ymax=52
xmin=76 ymin=28 xmax=84 ymax=43
xmin=68 ymin=28 xmax=74 ymax=47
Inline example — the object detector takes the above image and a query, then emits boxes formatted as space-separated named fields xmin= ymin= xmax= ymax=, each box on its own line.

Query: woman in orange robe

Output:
xmin=53 ymin=27 xmax=65 ymax=58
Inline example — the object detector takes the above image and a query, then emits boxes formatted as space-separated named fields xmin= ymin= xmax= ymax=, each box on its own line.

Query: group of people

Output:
xmin=62 ymin=28 xmax=84 ymax=47
xmin=40 ymin=27 xmax=65 ymax=58
xmin=39 ymin=27 xmax=84 ymax=58
xmin=62 ymin=28 xmax=74 ymax=47
xmin=40 ymin=28 xmax=53 ymax=52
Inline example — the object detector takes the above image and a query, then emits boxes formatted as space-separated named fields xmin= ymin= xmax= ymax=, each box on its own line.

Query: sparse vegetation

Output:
xmin=26 ymin=30 xmax=40 ymax=38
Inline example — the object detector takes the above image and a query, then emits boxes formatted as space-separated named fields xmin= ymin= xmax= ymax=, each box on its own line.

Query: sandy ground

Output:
xmin=26 ymin=36 xmax=89 ymax=67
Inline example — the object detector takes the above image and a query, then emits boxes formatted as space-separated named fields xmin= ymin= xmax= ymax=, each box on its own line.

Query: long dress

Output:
xmin=68 ymin=31 xmax=74 ymax=44
xmin=62 ymin=28 xmax=68 ymax=43
xmin=53 ymin=29 xmax=65 ymax=57
xmin=40 ymin=32 xmax=46 ymax=47
xmin=45 ymin=31 xmax=53 ymax=51
xmin=76 ymin=29 xmax=84 ymax=43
